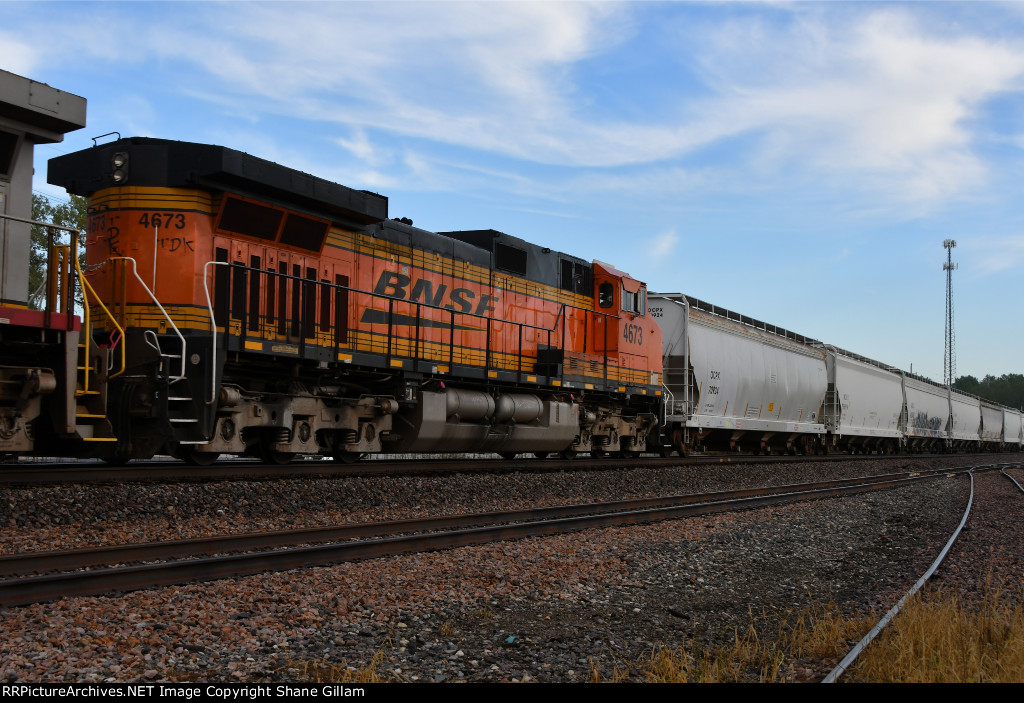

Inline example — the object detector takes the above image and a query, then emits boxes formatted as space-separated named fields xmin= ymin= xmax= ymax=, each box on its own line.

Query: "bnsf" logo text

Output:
xmin=373 ymin=270 xmax=498 ymax=316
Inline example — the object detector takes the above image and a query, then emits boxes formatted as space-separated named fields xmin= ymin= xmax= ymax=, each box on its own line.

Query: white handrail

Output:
xmin=202 ymin=260 xmax=229 ymax=405
xmin=109 ymin=257 xmax=187 ymax=382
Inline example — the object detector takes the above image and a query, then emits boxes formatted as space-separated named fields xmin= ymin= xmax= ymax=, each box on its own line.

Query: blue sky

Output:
xmin=8 ymin=1 xmax=1024 ymax=382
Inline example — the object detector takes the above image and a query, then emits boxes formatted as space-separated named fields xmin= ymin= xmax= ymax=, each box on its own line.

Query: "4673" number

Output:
xmin=623 ymin=323 xmax=643 ymax=345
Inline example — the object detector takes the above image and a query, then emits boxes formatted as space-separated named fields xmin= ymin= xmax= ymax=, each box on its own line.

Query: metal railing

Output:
xmin=103 ymin=257 xmax=187 ymax=382
xmin=200 ymin=260 xmax=622 ymax=401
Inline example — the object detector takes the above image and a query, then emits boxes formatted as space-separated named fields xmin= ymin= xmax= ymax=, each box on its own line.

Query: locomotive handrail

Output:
xmin=204 ymin=260 xmax=620 ymax=338
xmin=0 ymin=212 xmax=82 ymax=233
xmin=201 ymin=260 xmax=633 ymax=399
xmin=202 ymin=260 xmax=227 ymax=406
xmin=0 ymin=214 xmax=82 ymax=324
xmin=106 ymin=257 xmax=187 ymax=382
xmin=74 ymin=248 xmax=127 ymax=383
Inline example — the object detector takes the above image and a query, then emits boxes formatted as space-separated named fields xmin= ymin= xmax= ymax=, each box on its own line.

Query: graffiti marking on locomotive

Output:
xmin=87 ymin=212 xmax=124 ymax=257
xmin=156 ymin=236 xmax=195 ymax=253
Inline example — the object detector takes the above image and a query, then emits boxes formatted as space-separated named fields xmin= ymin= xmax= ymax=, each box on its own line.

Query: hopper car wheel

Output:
xmin=559 ymin=449 xmax=578 ymax=460
xmin=591 ymin=447 xmax=607 ymax=459
xmin=533 ymin=452 xmax=550 ymax=459
xmin=335 ymin=452 xmax=363 ymax=464
xmin=498 ymin=451 xmax=518 ymax=460
xmin=181 ymin=450 xmax=219 ymax=467
xmin=658 ymin=445 xmax=672 ymax=458
xmin=618 ymin=450 xmax=639 ymax=459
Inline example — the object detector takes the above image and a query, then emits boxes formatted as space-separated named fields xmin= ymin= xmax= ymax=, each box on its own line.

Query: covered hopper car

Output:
xmin=649 ymin=292 xmax=1023 ymax=455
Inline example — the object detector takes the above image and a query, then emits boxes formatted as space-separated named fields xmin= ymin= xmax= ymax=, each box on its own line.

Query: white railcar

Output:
xmin=950 ymin=391 xmax=981 ymax=448
xmin=651 ymin=293 xmax=826 ymax=455
xmin=902 ymin=376 xmax=950 ymax=450
xmin=1002 ymin=409 xmax=1023 ymax=450
xmin=820 ymin=349 xmax=904 ymax=453
xmin=980 ymin=402 xmax=1003 ymax=448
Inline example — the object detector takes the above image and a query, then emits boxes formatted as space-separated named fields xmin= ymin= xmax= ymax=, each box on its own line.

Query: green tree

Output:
xmin=955 ymin=373 xmax=1024 ymax=410
xmin=28 ymin=193 xmax=88 ymax=309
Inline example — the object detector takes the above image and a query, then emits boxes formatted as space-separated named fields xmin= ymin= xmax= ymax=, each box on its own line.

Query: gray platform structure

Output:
xmin=0 ymin=70 xmax=86 ymax=307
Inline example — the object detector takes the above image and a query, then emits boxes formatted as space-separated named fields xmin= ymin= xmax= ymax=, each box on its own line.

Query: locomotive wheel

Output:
xmin=258 ymin=444 xmax=295 ymax=465
xmin=181 ymin=450 xmax=219 ymax=467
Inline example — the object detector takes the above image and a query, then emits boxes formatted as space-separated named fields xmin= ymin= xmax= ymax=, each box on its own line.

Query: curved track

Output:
xmin=2 ymin=462 xmax=1010 ymax=608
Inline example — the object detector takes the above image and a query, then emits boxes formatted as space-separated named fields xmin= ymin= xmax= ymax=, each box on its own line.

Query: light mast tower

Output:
xmin=943 ymin=239 xmax=958 ymax=389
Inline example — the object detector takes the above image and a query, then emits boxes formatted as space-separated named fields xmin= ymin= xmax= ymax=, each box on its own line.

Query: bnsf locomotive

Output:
xmin=37 ymin=137 xmax=664 ymax=464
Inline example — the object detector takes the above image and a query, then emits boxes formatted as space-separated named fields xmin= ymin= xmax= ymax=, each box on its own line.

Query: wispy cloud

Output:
xmin=679 ymin=9 xmax=1024 ymax=204
xmin=651 ymin=229 xmax=679 ymax=258
xmin=965 ymin=235 xmax=1024 ymax=275
xmin=14 ymin=2 xmax=1024 ymax=208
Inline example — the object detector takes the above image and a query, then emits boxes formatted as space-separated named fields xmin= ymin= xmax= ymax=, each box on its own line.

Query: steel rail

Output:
xmin=0 ymin=466 xmax=995 ymax=609
xmin=0 ymin=466 xmax=969 ymax=578
xmin=822 ymin=470 xmax=978 ymax=683
xmin=1001 ymin=467 xmax=1024 ymax=494
xmin=1 ymin=452 xmax=1007 ymax=486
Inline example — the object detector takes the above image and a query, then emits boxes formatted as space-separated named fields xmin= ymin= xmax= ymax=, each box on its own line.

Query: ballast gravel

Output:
xmin=0 ymin=454 xmax=1021 ymax=683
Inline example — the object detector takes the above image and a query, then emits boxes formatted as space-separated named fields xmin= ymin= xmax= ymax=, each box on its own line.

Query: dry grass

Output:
xmin=593 ymin=601 xmax=872 ymax=683
xmin=590 ymin=603 xmax=869 ymax=683
xmin=845 ymin=586 xmax=1024 ymax=683
xmin=593 ymin=583 xmax=1024 ymax=683
xmin=284 ymin=649 xmax=387 ymax=683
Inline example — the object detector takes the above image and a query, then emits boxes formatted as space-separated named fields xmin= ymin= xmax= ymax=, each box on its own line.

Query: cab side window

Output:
xmin=622 ymin=287 xmax=646 ymax=315
xmin=622 ymin=288 xmax=636 ymax=313
xmin=598 ymin=282 xmax=614 ymax=308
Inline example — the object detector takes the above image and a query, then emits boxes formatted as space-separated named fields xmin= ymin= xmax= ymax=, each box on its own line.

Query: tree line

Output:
xmin=954 ymin=374 xmax=1024 ymax=410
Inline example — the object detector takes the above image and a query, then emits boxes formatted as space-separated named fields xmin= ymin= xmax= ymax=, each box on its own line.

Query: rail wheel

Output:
xmin=533 ymin=452 xmax=550 ymax=459
xmin=334 ymin=452 xmax=363 ymax=464
xmin=258 ymin=444 xmax=295 ymax=465
xmin=498 ymin=451 xmax=518 ymax=460
xmin=180 ymin=449 xmax=219 ymax=467
xmin=559 ymin=449 xmax=578 ymax=460
xmin=591 ymin=447 xmax=607 ymax=459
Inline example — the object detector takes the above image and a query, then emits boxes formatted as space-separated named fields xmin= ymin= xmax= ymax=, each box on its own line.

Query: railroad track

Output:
xmin=3 ymin=462 xmax=1014 ymax=609
xmin=3 ymin=451 xmax=1016 ymax=486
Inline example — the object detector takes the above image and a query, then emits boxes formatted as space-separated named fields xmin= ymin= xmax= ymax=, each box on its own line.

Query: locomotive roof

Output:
xmin=47 ymin=136 xmax=388 ymax=227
